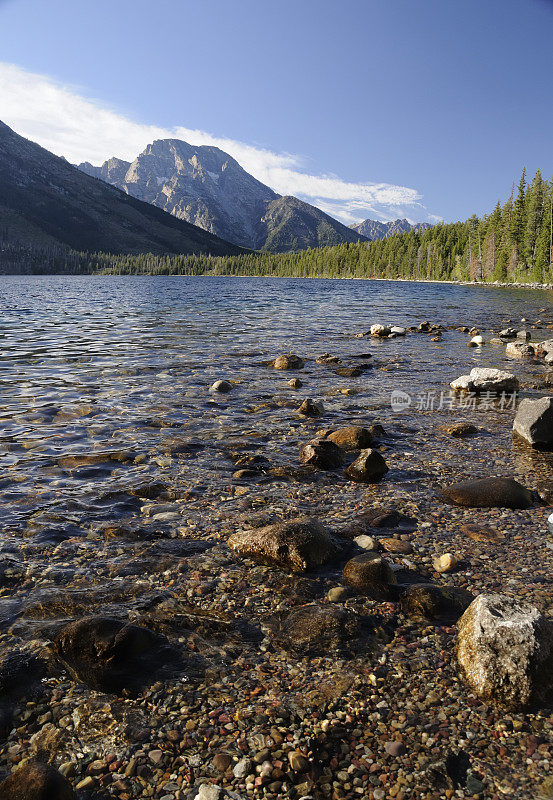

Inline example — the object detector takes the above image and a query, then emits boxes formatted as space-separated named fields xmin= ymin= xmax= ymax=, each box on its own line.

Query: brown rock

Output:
xmin=274 ymin=603 xmax=363 ymax=655
xmin=298 ymin=398 xmax=324 ymax=416
xmin=343 ymin=554 xmax=396 ymax=598
xmin=345 ymin=449 xmax=388 ymax=483
xmin=379 ymin=537 xmax=413 ymax=554
xmin=273 ymin=354 xmax=304 ymax=370
xmin=399 ymin=584 xmax=473 ymax=621
xmin=228 ymin=517 xmax=341 ymax=573
xmin=212 ymin=753 xmax=233 ymax=772
xmin=326 ymin=426 xmax=373 ymax=450
xmin=0 ymin=762 xmax=75 ymax=800
xmin=439 ymin=422 xmax=478 ymax=438
xmin=460 ymin=523 xmax=503 ymax=543
xmin=440 ymin=477 xmax=534 ymax=509
xmin=299 ymin=438 xmax=344 ymax=469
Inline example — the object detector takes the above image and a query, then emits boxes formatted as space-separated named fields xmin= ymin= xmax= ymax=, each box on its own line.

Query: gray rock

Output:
xmin=227 ymin=517 xmax=341 ymax=573
xmin=370 ymin=324 xmax=392 ymax=336
xmin=456 ymin=593 xmax=553 ymax=709
xmin=345 ymin=449 xmax=388 ymax=483
xmin=506 ymin=341 xmax=535 ymax=359
xmin=513 ymin=396 xmax=553 ymax=449
xmin=450 ymin=368 xmax=519 ymax=394
xmin=440 ymin=477 xmax=534 ymax=509
xmin=499 ymin=328 xmax=518 ymax=338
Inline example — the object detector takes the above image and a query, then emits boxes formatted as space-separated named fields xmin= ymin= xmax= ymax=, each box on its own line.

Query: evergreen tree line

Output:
xmin=2 ymin=169 xmax=552 ymax=282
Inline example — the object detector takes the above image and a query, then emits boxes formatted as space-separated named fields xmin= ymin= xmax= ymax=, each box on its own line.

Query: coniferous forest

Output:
xmin=2 ymin=169 xmax=552 ymax=282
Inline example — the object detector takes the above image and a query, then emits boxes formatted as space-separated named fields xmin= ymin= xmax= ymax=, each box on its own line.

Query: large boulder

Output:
xmin=0 ymin=762 xmax=75 ymax=800
xmin=272 ymin=354 xmax=304 ymax=370
xmin=325 ymin=426 xmax=373 ymax=450
xmin=343 ymin=554 xmax=396 ymax=599
xmin=513 ymin=397 xmax=553 ymax=449
xmin=54 ymin=616 xmax=169 ymax=693
xmin=228 ymin=517 xmax=341 ymax=573
xmin=440 ymin=477 xmax=534 ymax=509
xmin=456 ymin=594 xmax=553 ymax=709
xmin=299 ymin=438 xmax=344 ymax=469
xmin=345 ymin=449 xmax=388 ymax=483
xmin=450 ymin=368 xmax=519 ymax=394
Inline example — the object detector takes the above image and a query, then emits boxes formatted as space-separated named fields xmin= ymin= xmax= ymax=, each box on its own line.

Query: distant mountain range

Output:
xmin=78 ymin=140 xmax=367 ymax=253
xmin=0 ymin=120 xmax=243 ymax=256
xmin=349 ymin=218 xmax=432 ymax=240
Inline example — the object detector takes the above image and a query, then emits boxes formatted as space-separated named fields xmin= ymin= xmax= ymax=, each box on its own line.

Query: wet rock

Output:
xmin=439 ymin=422 xmax=478 ymax=438
xmin=288 ymin=377 xmax=303 ymax=388
xmin=0 ymin=762 xmax=75 ymax=800
xmin=380 ymin=537 xmax=413 ymax=554
xmin=390 ymin=326 xmax=406 ymax=335
xmin=513 ymin=396 xmax=553 ymax=449
xmin=316 ymin=353 xmax=341 ymax=364
xmin=54 ymin=616 xmax=172 ymax=693
xmin=228 ymin=517 xmax=341 ymax=573
xmin=324 ymin=426 xmax=373 ymax=450
xmin=456 ymin=593 xmax=553 ymax=709
xmin=468 ymin=335 xmax=483 ymax=347
xmin=370 ymin=324 xmax=392 ymax=337
xmin=298 ymin=398 xmax=324 ymax=416
xmin=299 ymin=438 xmax=344 ymax=469
xmin=343 ymin=554 xmax=396 ymax=598
xmin=506 ymin=341 xmax=535 ymax=359
xmin=499 ymin=328 xmax=518 ymax=338
xmin=450 ymin=367 xmax=519 ymax=394
xmin=333 ymin=366 xmax=363 ymax=377
xmin=327 ymin=586 xmax=353 ymax=602
xmin=210 ymin=380 xmax=232 ymax=393
xmin=0 ymin=653 xmax=47 ymax=736
xmin=353 ymin=534 xmax=378 ymax=550
xmin=433 ymin=552 xmax=458 ymax=573
xmin=360 ymin=507 xmax=415 ymax=529
xmin=440 ymin=477 xmax=534 ymax=509
xmin=272 ymin=354 xmax=304 ymax=370
xmin=274 ymin=603 xmax=363 ymax=655
xmin=399 ymin=584 xmax=473 ymax=621
xmin=345 ymin=449 xmax=388 ymax=483
xmin=460 ymin=523 xmax=503 ymax=542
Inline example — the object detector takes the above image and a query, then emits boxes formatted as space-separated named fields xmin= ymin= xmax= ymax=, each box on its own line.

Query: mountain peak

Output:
xmin=349 ymin=217 xmax=432 ymax=240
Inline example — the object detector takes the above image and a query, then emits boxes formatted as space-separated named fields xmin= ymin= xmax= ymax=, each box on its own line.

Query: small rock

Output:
xmin=343 ymin=554 xmax=396 ymax=598
xmin=380 ymin=537 xmax=413 ymax=554
xmin=299 ymin=438 xmax=344 ymax=469
xmin=325 ymin=426 xmax=373 ymax=450
xmin=327 ymin=586 xmax=352 ymax=602
xmin=450 ymin=367 xmax=519 ymax=394
xmin=399 ymin=584 xmax=473 ymax=621
xmin=433 ymin=552 xmax=458 ymax=573
xmin=370 ymin=324 xmax=392 ymax=337
xmin=439 ymin=422 xmax=478 ymax=438
xmin=273 ymin=354 xmax=304 ymax=370
xmin=288 ymin=377 xmax=303 ymax=388
xmin=353 ymin=534 xmax=378 ymax=550
xmin=210 ymin=380 xmax=232 ymax=393
xmin=345 ymin=449 xmax=388 ymax=483
xmin=298 ymin=398 xmax=324 ymax=416
xmin=212 ymin=753 xmax=232 ymax=772
xmin=288 ymin=752 xmax=310 ymax=772
xmin=468 ymin=335 xmax=484 ymax=347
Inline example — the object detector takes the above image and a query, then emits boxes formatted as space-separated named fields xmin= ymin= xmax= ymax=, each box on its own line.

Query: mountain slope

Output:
xmin=79 ymin=140 xmax=366 ymax=252
xmin=349 ymin=218 xmax=431 ymax=240
xmin=0 ymin=121 xmax=244 ymax=256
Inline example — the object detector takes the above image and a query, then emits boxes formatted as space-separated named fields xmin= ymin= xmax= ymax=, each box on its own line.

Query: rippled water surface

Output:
xmin=1 ymin=275 xmax=553 ymax=536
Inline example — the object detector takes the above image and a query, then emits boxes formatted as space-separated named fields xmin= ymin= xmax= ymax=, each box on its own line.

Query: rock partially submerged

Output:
xmin=513 ymin=396 xmax=553 ymax=449
xmin=54 ymin=616 xmax=171 ymax=693
xmin=298 ymin=398 xmax=324 ymax=416
xmin=399 ymin=584 xmax=473 ymax=621
xmin=299 ymin=438 xmax=344 ymax=469
xmin=456 ymin=594 xmax=553 ymax=709
xmin=323 ymin=426 xmax=373 ymax=450
xmin=506 ymin=341 xmax=535 ymax=359
xmin=210 ymin=380 xmax=232 ymax=393
xmin=0 ymin=762 xmax=75 ymax=800
xmin=272 ymin=354 xmax=304 ymax=370
xmin=343 ymin=554 xmax=396 ymax=599
xmin=451 ymin=368 xmax=519 ymax=394
xmin=345 ymin=449 xmax=388 ymax=483
xmin=440 ymin=477 xmax=534 ymax=509
xmin=228 ymin=517 xmax=341 ymax=573
xmin=370 ymin=324 xmax=392 ymax=337
xmin=273 ymin=604 xmax=364 ymax=655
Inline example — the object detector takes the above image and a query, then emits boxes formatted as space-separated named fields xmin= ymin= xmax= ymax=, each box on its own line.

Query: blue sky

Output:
xmin=0 ymin=0 xmax=552 ymax=224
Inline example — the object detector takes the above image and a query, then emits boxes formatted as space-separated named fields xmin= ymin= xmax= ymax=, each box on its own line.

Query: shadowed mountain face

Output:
xmin=0 ymin=121 xmax=244 ymax=256
xmin=349 ymin=217 xmax=432 ymax=240
xmin=79 ymin=139 xmax=367 ymax=252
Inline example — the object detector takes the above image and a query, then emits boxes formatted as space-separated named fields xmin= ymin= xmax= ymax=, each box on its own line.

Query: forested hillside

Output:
xmin=2 ymin=169 xmax=552 ymax=282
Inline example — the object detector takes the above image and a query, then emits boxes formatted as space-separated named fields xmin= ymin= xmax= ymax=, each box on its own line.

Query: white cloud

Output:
xmin=0 ymin=62 xmax=432 ymax=224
